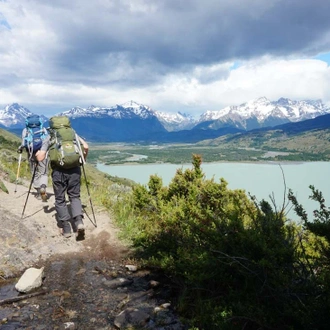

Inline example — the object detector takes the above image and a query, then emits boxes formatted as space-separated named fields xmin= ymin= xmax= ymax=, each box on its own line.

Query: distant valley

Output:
xmin=1 ymin=98 xmax=330 ymax=163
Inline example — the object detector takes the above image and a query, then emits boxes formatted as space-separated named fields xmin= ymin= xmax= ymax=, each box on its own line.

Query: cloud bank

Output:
xmin=1 ymin=0 xmax=330 ymax=116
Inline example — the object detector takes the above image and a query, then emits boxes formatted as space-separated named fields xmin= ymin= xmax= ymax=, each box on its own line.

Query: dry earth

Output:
xmin=0 ymin=178 xmax=128 ymax=278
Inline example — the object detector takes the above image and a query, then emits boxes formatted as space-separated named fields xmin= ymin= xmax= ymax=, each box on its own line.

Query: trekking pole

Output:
xmin=21 ymin=162 xmax=38 ymax=219
xmin=81 ymin=164 xmax=97 ymax=227
xmin=15 ymin=153 xmax=22 ymax=193
xmin=76 ymin=135 xmax=97 ymax=227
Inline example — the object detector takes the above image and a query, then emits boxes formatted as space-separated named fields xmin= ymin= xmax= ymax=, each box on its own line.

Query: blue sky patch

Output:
xmin=314 ymin=52 xmax=330 ymax=65
xmin=230 ymin=61 xmax=242 ymax=70
xmin=0 ymin=13 xmax=11 ymax=30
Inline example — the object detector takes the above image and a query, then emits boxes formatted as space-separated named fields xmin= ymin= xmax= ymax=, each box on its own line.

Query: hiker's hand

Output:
xmin=82 ymin=141 xmax=88 ymax=160
xmin=35 ymin=149 xmax=46 ymax=162
xmin=17 ymin=146 xmax=23 ymax=154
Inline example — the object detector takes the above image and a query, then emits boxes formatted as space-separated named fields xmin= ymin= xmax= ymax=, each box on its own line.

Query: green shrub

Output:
xmin=112 ymin=154 xmax=330 ymax=329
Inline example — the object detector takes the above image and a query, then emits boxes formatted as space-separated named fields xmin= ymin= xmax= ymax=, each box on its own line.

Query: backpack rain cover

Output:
xmin=24 ymin=115 xmax=47 ymax=155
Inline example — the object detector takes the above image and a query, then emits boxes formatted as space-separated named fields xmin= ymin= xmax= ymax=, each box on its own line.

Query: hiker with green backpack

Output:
xmin=17 ymin=114 xmax=49 ymax=202
xmin=36 ymin=115 xmax=89 ymax=241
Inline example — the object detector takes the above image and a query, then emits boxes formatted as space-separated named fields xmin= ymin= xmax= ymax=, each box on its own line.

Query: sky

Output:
xmin=1 ymin=0 xmax=330 ymax=118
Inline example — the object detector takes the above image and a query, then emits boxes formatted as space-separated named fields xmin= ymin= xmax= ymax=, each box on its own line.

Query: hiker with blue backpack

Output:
xmin=35 ymin=115 xmax=89 ymax=241
xmin=17 ymin=114 xmax=49 ymax=202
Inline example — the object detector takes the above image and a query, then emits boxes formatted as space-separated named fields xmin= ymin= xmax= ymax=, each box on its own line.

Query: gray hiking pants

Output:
xmin=51 ymin=167 xmax=83 ymax=223
xmin=28 ymin=153 xmax=49 ymax=189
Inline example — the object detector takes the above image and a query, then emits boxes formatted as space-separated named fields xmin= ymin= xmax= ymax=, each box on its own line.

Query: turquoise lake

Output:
xmin=97 ymin=161 xmax=330 ymax=221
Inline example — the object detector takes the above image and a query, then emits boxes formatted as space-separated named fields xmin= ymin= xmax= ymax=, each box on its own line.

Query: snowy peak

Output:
xmin=58 ymin=101 xmax=196 ymax=131
xmin=0 ymin=103 xmax=47 ymax=128
xmin=60 ymin=101 xmax=195 ymax=129
xmin=155 ymin=111 xmax=194 ymax=123
xmin=154 ymin=110 xmax=197 ymax=131
xmin=61 ymin=106 xmax=87 ymax=117
xmin=117 ymin=101 xmax=155 ymax=119
xmin=59 ymin=101 xmax=157 ymax=120
xmin=198 ymin=97 xmax=330 ymax=130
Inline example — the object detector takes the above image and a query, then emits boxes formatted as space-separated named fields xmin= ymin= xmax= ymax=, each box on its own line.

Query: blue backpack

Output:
xmin=23 ymin=115 xmax=47 ymax=156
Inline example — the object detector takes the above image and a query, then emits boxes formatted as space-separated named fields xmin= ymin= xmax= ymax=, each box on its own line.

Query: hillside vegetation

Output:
xmin=112 ymin=154 xmax=330 ymax=329
xmin=200 ymin=128 xmax=330 ymax=161
xmin=87 ymin=127 xmax=330 ymax=165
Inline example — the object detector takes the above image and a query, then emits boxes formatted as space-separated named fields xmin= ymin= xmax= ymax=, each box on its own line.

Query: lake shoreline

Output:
xmin=96 ymin=159 xmax=310 ymax=167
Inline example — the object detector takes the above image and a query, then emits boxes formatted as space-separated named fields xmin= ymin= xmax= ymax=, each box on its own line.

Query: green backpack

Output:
xmin=48 ymin=116 xmax=83 ymax=169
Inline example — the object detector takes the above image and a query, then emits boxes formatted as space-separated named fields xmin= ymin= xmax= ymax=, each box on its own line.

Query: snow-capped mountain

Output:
xmin=196 ymin=97 xmax=330 ymax=130
xmin=0 ymin=103 xmax=47 ymax=128
xmin=60 ymin=101 xmax=157 ymax=119
xmin=57 ymin=101 xmax=168 ymax=142
xmin=2 ymin=98 xmax=330 ymax=142
xmin=154 ymin=111 xmax=197 ymax=131
xmin=59 ymin=101 xmax=195 ymax=131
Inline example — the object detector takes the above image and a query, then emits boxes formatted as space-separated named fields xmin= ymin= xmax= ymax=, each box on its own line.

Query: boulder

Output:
xmin=15 ymin=267 xmax=44 ymax=293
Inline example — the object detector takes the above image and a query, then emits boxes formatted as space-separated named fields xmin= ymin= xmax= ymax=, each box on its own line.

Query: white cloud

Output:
xmin=140 ymin=58 xmax=330 ymax=115
xmin=1 ymin=57 xmax=330 ymax=117
xmin=1 ymin=0 xmax=330 ymax=116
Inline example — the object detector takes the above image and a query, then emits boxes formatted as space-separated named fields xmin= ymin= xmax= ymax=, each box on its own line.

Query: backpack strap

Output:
xmin=75 ymin=133 xmax=85 ymax=165
xmin=24 ymin=128 xmax=34 ymax=160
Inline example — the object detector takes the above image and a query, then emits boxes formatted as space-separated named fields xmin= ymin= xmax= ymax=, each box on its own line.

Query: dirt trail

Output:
xmin=0 ymin=178 xmax=129 ymax=277
xmin=0 ymin=179 xmax=186 ymax=330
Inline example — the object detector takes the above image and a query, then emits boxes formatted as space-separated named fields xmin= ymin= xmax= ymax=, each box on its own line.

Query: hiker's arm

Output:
xmin=78 ymin=136 xmax=89 ymax=160
xmin=35 ymin=136 xmax=50 ymax=162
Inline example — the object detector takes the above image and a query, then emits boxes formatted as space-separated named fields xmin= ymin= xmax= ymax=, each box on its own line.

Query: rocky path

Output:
xmin=0 ymin=180 xmax=186 ymax=329
xmin=0 ymin=179 xmax=125 ymax=277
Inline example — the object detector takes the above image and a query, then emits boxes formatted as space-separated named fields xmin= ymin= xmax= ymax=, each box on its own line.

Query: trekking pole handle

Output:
xmin=16 ymin=153 xmax=22 ymax=179
xmin=15 ymin=153 xmax=22 ymax=193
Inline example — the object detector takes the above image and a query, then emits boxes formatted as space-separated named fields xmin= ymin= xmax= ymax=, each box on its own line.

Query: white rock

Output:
xmin=125 ymin=264 xmax=138 ymax=272
xmin=15 ymin=267 xmax=44 ymax=293
xmin=161 ymin=303 xmax=171 ymax=309
xmin=63 ymin=322 xmax=76 ymax=329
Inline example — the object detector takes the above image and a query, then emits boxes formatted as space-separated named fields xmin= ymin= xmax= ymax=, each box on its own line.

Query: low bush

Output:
xmin=113 ymin=154 xmax=330 ymax=329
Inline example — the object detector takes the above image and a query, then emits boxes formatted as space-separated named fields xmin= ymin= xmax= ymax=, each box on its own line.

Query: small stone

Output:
xmin=114 ymin=308 xmax=150 ymax=329
xmin=102 ymin=277 xmax=133 ymax=289
xmin=125 ymin=264 xmax=138 ymax=272
xmin=149 ymin=280 xmax=160 ymax=288
xmin=62 ymin=321 xmax=75 ymax=329
xmin=161 ymin=303 xmax=171 ymax=309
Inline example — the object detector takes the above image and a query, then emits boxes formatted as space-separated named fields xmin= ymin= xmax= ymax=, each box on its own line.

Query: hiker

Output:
xmin=17 ymin=115 xmax=49 ymax=202
xmin=35 ymin=115 xmax=89 ymax=241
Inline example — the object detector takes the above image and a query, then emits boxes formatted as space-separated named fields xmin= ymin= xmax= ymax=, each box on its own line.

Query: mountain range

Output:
xmin=1 ymin=98 xmax=329 ymax=143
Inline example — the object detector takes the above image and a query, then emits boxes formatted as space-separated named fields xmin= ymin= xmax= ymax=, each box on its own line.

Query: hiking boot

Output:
xmin=76 ymin=225 xmax=85 ymax=241
xmin=34 ymin=187 xmax=41 ymax=200
xmin=61 ymin=220 xmax=72 ymax=238
xmin=73 ymin=216 xmax=85 ymax=241
xmin=40 ymin=184 xmax=48 ymax=202
xmin=70 ymin=216 xmax=83 ymax=233
xmin=70 ymin=219 xmax=77 ymax=233
xmin=62 ymin=232 xmax=72 ymax=238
